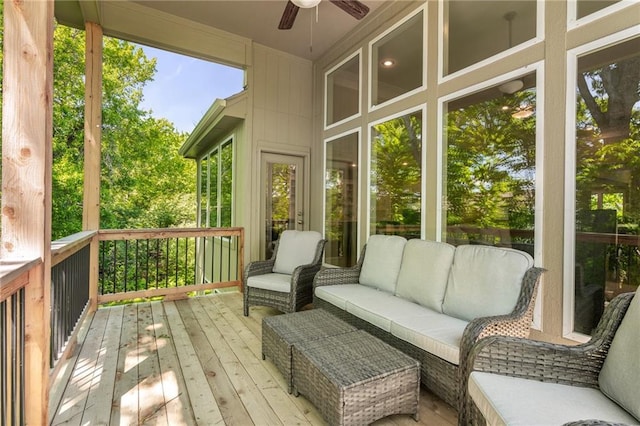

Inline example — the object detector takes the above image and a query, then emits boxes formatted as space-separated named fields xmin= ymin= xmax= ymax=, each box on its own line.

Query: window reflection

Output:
xmin=325 ymin=133 xmax=359 ymax=266
xmin=573 ymin=37 xmax=640 ymax=334
xmin=371 ymin=11 xmax=423 ymax=106
xmin=444 ymin=73 xmax=537 ymax=256
xmin=370 ymin=111 xmax=422 ymax=238
xmin=326 ymin=54 xmax=360 ymax=126
xmin=576 ymin=0 xmax=621 ymax=19
xmin=445 ymin=1 xmax=536 ymax=75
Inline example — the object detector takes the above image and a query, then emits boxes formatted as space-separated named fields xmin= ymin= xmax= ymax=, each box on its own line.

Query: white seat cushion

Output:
xmin=390 ymin=311 xmax=468 ymax=365
xmin=469 ymin=372 xmax=638 ymax=426
xmin=247 ymin=273 xmax=291 ymax=292
xmin=272 ymin=230 xmax=323 ymax=275
xmin=599 ymin=287 xmax=640 ymax=420
xmin=359 ymin=235 xmax=407 ymax=293
xmin=443 ymin=245 xmax=534 ymax=322
xmin=395 ymin=239 xmax=456 ymax=313
xmin=314 ymin=284 xmax=375 ymax=310
xmin=344 ymin=289 xmax=428 ymax=333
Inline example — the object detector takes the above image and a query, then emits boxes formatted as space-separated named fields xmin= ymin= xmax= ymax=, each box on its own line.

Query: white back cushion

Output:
xmin=359 ymin=235 xmax=407 ymax=293
xmin=442 ymin=245 xmax=534 ymax=322
xmin=272 ymin=230 xmax=322 ymax=275
xmin=395 ymin=239 xmax=456 ymax=312
xmin=599 ymin=288 xmax=640 ymax=420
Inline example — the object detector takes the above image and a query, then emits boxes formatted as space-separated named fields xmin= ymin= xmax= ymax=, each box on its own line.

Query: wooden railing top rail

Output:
xmin=0 ymin=257 xmax=41 ymax=302
xmin=98 ymin=227 xmax=244 ymax=241
xmin=51 ymin=230 xmax=97 ymax=267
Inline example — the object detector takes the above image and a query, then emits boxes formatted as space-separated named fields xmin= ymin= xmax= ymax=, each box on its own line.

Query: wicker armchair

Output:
xmin=243 ymin=230 xmax=326 ymax=316
xmin=463 ymin=290 xmax=638 ymax=426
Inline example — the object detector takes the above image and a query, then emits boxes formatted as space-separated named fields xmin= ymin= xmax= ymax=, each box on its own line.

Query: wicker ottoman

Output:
xmin=292 ymin=330 xmax=420 ymax=425
xmin=262 ymin=309 xmax=357 ymax=393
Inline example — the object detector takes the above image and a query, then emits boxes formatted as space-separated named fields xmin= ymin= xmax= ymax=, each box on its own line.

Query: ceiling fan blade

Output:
xmin=330 ymin=0 xmax=370 ymax=20
xmin=279 ymin=1 xmax=300 ymax=30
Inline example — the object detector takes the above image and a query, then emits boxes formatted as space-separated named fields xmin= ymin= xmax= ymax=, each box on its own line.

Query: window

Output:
xmin=370 ymin=9 xmax=424 ymax=107
xmin=444 ymin=1 xmax=536 ymax=76
xmin=370 ymin=110 xmax=423 ymax=238
xmin=325 ymin=132 xmax=359 ymax=267
xmin=443 ymin=73 xmax=537 ymax=255
xmin=199 ymin=139 xmax=233 ymax=227
xmin=571 ymin=36 xmax=640 ymax=335
xmin=326 ymin=52 xmax=361 ymax=127
xmin=576 ymin=0 xmax=621 ymax=19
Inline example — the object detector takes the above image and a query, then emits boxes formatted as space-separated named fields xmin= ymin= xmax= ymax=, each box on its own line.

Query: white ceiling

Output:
xmin=55 ymin=0 xmax=387 ymax=61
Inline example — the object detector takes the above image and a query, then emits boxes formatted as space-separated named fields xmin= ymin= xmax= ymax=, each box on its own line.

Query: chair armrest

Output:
xmin=459 ymin=291 xmax=634 ymax=423
xmin=244 ymin=258 xmax=276 ymax=279
xmin=457 ymin=267 xmax=544 ymax=416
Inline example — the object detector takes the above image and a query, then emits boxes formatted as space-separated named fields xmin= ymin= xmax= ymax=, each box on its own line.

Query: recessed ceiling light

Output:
xmin=381 ymin=59 xmax=396 ymax=68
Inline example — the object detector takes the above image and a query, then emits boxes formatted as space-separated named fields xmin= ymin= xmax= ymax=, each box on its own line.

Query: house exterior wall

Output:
xmin=311 ymin=0 xmax=640 ymax=344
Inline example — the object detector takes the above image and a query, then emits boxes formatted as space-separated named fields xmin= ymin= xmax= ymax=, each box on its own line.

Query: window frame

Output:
xmin=324 ymin=49 xmax=363 ymax=130
xmin=368 ymin=5 xmax=427 ymax=112
xmin=198 ymin=136 xmax=235 ymax=229
xmin=568 ymin=0 xmax=634 ymax=30
xmin=367 ymin=106 xmax=427 ymax=241
xmin=438 ymin=62 xmax=545 ymax=329
xmin=323 ymin=128 xmax=362 ymax=266
xmin=438 ymin=0 xmax=545 ymax=84
xmin=563 ymin=26 xmax=640 ymax=341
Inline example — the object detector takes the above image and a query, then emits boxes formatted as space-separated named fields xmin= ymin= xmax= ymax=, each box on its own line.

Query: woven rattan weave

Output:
xmin=292 ymin=330 xmax=420 ymax=426
xmin=261 ymin=309 xmax=356 ymax=393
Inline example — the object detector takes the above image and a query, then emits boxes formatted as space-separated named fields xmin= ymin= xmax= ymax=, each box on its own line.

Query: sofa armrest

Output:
xmin=313 ymin=244 xmax=367 ymax=288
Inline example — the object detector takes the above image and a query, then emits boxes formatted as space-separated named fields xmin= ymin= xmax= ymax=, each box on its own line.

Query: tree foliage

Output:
xmin=0 ymin=21 xmax=197 ymax=239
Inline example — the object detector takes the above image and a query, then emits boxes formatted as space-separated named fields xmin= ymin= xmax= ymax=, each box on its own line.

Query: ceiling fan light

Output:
xmin=291 ymin=0 xmax=322 ymax=8
xmin=498 ymin=79 xmax=524 ymax=94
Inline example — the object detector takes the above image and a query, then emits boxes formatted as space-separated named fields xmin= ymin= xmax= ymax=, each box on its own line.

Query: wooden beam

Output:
xmin=83 ymin=22 xmax=103 ymax=313
xmin=1 ymin=0 xmax=54 ymax=424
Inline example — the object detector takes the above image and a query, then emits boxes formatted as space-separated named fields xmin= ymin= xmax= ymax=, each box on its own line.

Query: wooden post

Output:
xmin=83 ymin=22 xmax=103 ymax=312
xmin=1 ymin=0 xmax=54 ymax=424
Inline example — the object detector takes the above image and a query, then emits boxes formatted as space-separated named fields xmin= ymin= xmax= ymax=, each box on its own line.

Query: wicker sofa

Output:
xmin=313 ymin=235 xmax=544 ymax=412
xmin=464 ymin=288 xmax=639 ymax=426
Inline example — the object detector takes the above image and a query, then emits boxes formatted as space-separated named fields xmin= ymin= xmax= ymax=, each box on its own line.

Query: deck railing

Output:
xmin=97 ymin=227 xmax=244 ymax=303
xmin=0 ymin=259 xmax=41 ymax=426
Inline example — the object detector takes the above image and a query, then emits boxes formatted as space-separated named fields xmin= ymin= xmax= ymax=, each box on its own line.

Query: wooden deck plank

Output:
xmin=81 ymin=305 xmax=125 ymax=425
xmin=110 ymin=304 xmax=141 ymax=426
xmin=174 ymin=299 xmax=256 ymax=425
xmin=163 ymin=302 xmax=225 ymax=425
xmin=50 ymin=307 xmax=111 ymax=426
xmin=150 ymin=302 xmax=196 ymax=426
xmin=206 ymin=295 xmax=326 ymax=424
xmin=136 ymin=303 xmax=167 ymax=424
xmin=194 ymin=297 xmax=314 ymax=425
xmin=50 ymin=292 xmax=457 ymax=426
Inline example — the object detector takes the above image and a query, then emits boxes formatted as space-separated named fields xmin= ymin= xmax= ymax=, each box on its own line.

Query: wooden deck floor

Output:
xmin=49 ymin=291 xmax=457 ymax=425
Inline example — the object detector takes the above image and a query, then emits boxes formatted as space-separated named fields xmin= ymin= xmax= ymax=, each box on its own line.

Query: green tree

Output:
xmin=51 ymin=27 xmax=196 ymax=238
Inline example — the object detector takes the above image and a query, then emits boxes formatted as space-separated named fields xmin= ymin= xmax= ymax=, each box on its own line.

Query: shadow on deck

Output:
xmin=49 ymin=291 xmax=457 ymax=425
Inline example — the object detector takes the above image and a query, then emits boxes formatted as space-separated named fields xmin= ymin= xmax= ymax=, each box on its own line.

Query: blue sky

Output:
xmin=137 ymin=45 xmax=245 ymax=133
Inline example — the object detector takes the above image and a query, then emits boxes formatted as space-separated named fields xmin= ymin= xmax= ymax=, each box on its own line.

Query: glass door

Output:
xmin=260 ymin=153 xmax=305 ymax=259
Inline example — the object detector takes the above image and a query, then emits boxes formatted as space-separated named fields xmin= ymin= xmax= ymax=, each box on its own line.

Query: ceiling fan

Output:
xmin=279 ymin=0 xmax=370 ymax=30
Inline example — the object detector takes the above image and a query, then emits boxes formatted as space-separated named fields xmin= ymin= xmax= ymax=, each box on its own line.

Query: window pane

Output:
xmin=326 ymin=54 xmax=360 ymax=126
xmin=325 ymin=133 xmax=359 ymax=267
xmin=573 ymin=37 xmax=640 ymax=335
xmin=370 ymin=111 xmax=422 ymax=238
xmin=199 ymin=156 xmax=209 ymax=227
xmin=444 ymin=73 xmax=537 ymax=256
xmin=209 ymin=152 xmax=219 ymax=227
xmin=577 ymin=0 xmax=620 ymax=19
xmin=220 ymin=142 xmax=233 ymax=227
xmin=371 ymin=11 xmax=423 ymax=106
xmin=445 ymin=1 xmax=536 ymax=75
